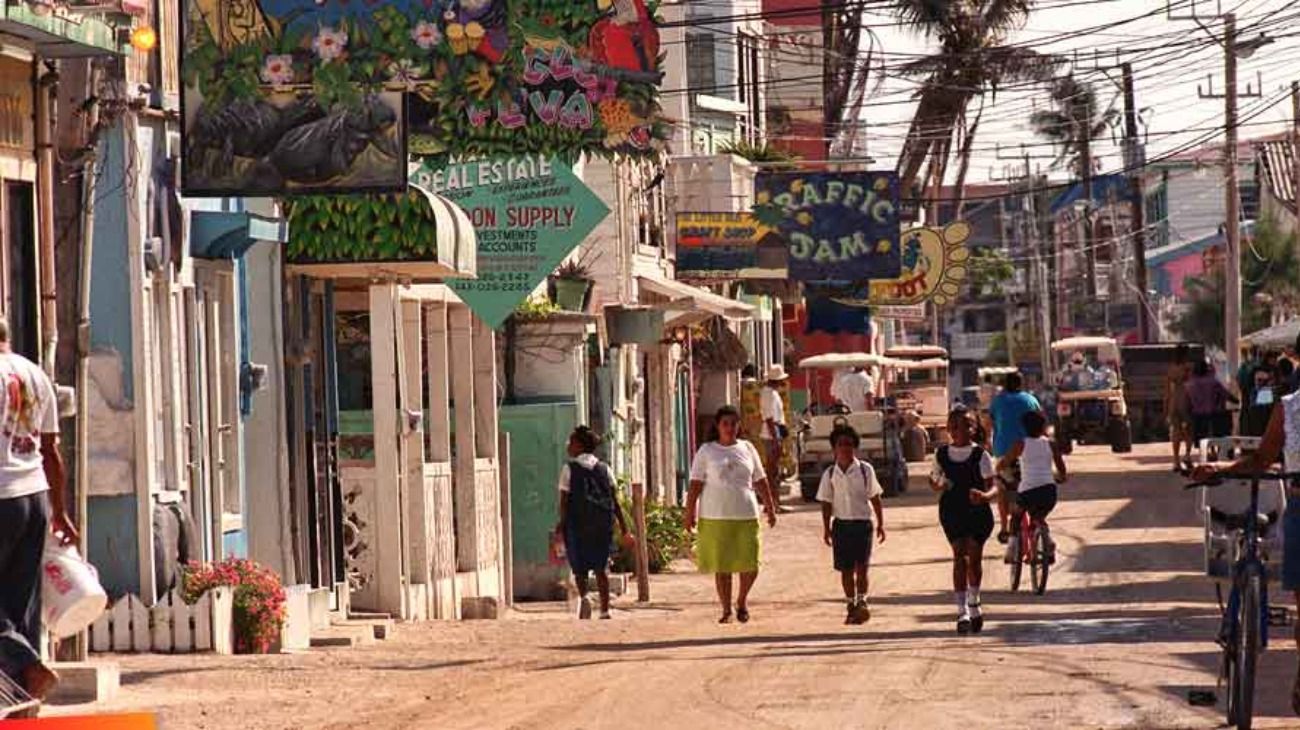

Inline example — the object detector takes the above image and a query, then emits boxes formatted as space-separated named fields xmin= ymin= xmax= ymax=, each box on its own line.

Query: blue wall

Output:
xmin=88 ymin=125 xmax=134 ymax=402
xmin=87 ymin=495 xmax=140 ymax=599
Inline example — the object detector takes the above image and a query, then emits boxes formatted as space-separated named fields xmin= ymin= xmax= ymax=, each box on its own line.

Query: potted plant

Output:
xmin=552 ymin=259 xmax=593 ymax=312
xmin=183 ymin=558 xmax=287 ymax=654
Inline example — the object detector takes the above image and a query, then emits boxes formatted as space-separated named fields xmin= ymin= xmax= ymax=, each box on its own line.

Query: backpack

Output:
xmin=567 ymin=460 xmax=616 ymax=539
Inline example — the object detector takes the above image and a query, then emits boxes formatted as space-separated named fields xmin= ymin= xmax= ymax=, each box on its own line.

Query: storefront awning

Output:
xmin=188 ymin=199 xmax=288 ymax=260
xmin=0 ymin=4 xmax=127 ymax=57
xmin=637 ymin=275 xmax=755 ymax=326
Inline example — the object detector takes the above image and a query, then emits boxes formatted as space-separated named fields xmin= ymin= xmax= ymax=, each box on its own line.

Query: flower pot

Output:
xmin=554 ymin=277 xmax=591 ymax=312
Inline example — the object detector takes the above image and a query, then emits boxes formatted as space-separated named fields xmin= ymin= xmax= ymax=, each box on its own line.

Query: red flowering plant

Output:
xmin=182 ymin=558 xmax=286 ymax=654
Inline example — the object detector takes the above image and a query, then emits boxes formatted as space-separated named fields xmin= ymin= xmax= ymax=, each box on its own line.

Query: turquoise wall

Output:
xmin=87 ymin=495 xmax=139 ymax=599
xmin=500 ymin=401 xmax=578 ymax=598
xmin=89 ymin=125 xmax=134 ymax=402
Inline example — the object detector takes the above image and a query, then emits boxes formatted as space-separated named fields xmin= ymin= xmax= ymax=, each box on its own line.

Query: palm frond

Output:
xmin=894 ymin=0 xmax=957 ymax=38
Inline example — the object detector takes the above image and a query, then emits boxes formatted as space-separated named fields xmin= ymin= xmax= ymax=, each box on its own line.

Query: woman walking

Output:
xmin=930 ymin=408 xmax=999 ymax=635
xmin=685 ymin=405 xmax=778 ymax=624
xmin=1165 ymin=345 xmax=1193 ymax=472
xmin=555 ymin=426 xmax=632 ymax=620
xmin=1186 ymin=359 xmax=1237 ymax=457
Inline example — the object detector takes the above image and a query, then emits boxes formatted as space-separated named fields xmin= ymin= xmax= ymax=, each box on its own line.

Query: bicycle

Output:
xmin=1186 ymin=469 xmax=1295 ymax=730
xmin=1007 ymin=505 xmax=1052 ymax=595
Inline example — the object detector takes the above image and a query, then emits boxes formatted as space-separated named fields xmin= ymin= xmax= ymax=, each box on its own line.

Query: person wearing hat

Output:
xmin=760 ymin=365 xmax=790 ymax=513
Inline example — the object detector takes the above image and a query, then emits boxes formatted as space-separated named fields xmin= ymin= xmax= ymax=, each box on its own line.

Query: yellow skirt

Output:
xmin=695 ymin=518 xmax=760 ymax=574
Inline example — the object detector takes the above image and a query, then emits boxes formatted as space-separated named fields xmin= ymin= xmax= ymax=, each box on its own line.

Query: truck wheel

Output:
xmin=1109 ymin=419 xmax=1132 ymax=454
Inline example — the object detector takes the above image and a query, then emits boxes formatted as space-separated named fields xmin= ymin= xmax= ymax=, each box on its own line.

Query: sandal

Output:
xmin=719 ymin=612 xmax=733 ymax=624
xmin=736 ymin=607 xmax=750 ymax=624
xmin=996 ymin=530 xmax=1010 ymax=545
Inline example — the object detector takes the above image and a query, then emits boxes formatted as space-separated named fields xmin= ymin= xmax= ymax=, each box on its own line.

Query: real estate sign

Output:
xmin=752 ymin=171 xmax=901 ymax=283
xmin=675 ymin=212 xmax=783 ymax=280
xmin=411 ymin=155 xmax=610 ymax=329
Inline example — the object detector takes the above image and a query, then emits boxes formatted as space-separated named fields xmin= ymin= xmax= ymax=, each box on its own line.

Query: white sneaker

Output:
xmin=578 ymin=596 xmax=593 ymax=619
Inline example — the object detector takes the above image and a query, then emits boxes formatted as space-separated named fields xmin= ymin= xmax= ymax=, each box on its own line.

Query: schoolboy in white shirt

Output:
xmin=817 ymin=424 xmax=887 ymax=624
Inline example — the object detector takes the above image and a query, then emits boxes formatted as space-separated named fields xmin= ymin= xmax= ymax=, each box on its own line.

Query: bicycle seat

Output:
xmin=1209 ymin=508 xmax=1279 ymax=536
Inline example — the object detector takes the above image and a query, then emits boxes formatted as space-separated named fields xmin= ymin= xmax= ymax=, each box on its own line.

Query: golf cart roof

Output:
xmin=891 ymin=357 xmax=949 ymax=371
xmin=977 ymin=366 xmax=1018 ymax=377
xmin=797 ymin=352 xmax=887 ymax=370
xmin=886 ymin=345 xmax=949 ymax=359
xmin=1051 ymin=336 xmax=1120 ymax=352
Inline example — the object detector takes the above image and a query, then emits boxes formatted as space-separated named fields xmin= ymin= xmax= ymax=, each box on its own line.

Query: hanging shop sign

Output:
xmin=675 ymin=212 xmax=783 ymax=280
xmin=864 ymin=222 xmax=971 ymax=307
xmin=752 ymin=171 xmax=901 ymax=283
xmin=411 ymin=155 xmax=610 ymax=329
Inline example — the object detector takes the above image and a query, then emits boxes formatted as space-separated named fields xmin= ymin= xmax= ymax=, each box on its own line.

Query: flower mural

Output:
xmin=259 ymin=54 xmax=295 ymax=85
xmin=181 ymin=0 xmax=668 ymax=195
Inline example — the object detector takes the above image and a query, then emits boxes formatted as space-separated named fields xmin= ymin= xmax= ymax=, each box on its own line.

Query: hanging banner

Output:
xmin=865 ymin=222 xmax=972 ymax=307
xmin=752 ymin=171 xmax=901 ymax=283
xmin=675 ymin=212 xmax=784 ymax=280
xmin=411 ymin=155 xmax=610 ymax=329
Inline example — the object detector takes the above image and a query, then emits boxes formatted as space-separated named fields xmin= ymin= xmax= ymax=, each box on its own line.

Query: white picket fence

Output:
xmin=89 ymin=588 xmax=234 ymax=655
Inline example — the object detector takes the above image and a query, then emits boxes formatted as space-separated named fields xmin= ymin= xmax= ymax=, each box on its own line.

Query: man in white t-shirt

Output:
xmin=816 ymin=424 xmax=886 ymax=624
xmin=0 ymin=318 xmax=76 ymax=704
xmin=832 ymin=366 xmax=875 ymax=412
xmin=760 ymin=365 xmax=789 ymax=512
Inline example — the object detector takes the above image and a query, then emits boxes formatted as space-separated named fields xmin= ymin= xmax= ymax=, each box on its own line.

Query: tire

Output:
xmin=1109 ymin=419 xmax=1133 ymax=454
xmin=1234 ymin=569 xmax=1262 ymax=730
xmin=1009 ymin=537 xmax=1023 ymax=593
xmin=1032 ymin=527 xmax=1050 ymax=595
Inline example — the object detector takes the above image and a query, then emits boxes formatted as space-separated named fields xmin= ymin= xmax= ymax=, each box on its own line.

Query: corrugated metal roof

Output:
xmin=1257 ymin=139 xmax=1296 ymax=215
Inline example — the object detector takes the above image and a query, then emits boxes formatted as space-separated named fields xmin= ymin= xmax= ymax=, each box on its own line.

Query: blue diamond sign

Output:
xmin=411 ymin=156 xmax=610 ymax=329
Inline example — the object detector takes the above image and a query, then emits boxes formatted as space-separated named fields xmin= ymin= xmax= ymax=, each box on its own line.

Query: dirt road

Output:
xmin=59 ymin=445 xmax=1299 ymax=729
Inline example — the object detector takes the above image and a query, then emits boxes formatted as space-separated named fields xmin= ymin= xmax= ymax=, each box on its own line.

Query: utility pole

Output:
xmin=1121 ymin=62 xmax=1152 ymax=342
xmin=1292 ymin=81 xmax=1299 ymax=224
xmin=1224 ymin=13 xmax=1242 ymax=386
xmin=1081 ymin=131 xmax=1098 ymax=299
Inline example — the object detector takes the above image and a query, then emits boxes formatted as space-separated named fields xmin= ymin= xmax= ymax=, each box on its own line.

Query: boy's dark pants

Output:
xmin=0 ymin=492 xmax=48 ymax=683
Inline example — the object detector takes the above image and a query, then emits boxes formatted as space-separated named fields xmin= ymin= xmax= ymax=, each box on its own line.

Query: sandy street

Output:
xmin=53 ymin=444 xmax=1300 ymax=729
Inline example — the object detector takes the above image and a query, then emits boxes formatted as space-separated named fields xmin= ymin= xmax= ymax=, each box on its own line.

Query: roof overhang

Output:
xmin=637 ymin=275 xmax=754 ymax=327
xmin=0 ymin=2 xmax=128 ymax=57
xmin=186 ymin=199 xmax=288 ymax=260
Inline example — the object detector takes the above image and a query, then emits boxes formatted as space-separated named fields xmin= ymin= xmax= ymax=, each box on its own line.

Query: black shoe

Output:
xmin=997 ymin=530 xmax=1010 ymax=545
xmin=736 ymin=607 xmax=750 ymax=624
xmin=845 ymin=606 xmax=856 ymax=625
xmin=957 ymin=617 xmax=972 ymax=635
xmin=970 ymin=609 xmax=984 ymax=634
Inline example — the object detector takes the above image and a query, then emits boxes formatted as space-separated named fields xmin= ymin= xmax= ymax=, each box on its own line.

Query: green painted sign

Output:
xmin=410 ymin=156 xmax=610 ymax=329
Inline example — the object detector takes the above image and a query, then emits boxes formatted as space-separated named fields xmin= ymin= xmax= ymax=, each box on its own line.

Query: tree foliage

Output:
xmin=1030 ymin=74 xmax=1118 ymax=178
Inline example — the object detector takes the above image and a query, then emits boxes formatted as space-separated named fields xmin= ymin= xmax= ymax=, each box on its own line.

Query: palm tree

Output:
xmin=1030 ymin=74 xmax=1118 ymax=297
xmin=894 ymin=0 xmax=1058 ymax=212
xmin=1029 ymin=74 xmax=1117 ymax=179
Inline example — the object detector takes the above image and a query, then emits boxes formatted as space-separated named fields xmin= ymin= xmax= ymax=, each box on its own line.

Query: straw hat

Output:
xmin=765 ymin=364 xmax=790 ymax=382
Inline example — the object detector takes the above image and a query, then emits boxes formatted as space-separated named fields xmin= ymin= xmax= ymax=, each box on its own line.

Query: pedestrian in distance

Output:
xmin=930 ymin=408 xmax=999 ymax=636
xmin=988 ymin=371 xmax=1042 ymax=543
xmin=555 ymin=426 xmax=633 ymax=620
xmin=1165 ymin=344 xmax=1194 ymax=473
xmin=685 ymin=405 xmax=779 ymax=624
xmin=0 ymin=317 xmax=78 ymax=709
xmin=1186 ymin=359 xmax=1237 ymax=458
xmin=817 ymin=424 xmax=886 ymax=625
xmin=760 ymin=365 xmax=791 ymax=513
xmin=996 ymin=410 xmax=1068 ymax=564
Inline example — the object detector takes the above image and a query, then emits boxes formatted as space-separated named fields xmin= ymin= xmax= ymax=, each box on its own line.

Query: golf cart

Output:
xmin=1051 ymin=336 xmax=1132 ymax=454
xmin=795 ymin=353 xmax=908 ymax=499
xmin=884 ymin=346 xmax=951 ymax=447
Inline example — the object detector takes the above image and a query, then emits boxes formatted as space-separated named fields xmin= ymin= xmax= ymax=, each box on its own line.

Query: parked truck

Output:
xmin=1120 ymin=342 xmax=1206 ymax=443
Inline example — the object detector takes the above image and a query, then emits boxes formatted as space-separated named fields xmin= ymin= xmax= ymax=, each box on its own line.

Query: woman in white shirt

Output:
xmin=685 ymin=405 xmax=779 ymax=624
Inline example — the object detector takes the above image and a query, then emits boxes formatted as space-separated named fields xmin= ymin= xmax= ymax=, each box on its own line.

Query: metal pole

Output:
xmin=1224 ymin=14 xmax=1242 ymax=384
xmin=1122 ymin=62 xmax=1152 ymax=343
xmin=34 ymin=61 xmax=59 ymax=374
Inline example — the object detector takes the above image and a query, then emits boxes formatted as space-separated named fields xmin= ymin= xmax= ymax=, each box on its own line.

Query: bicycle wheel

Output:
xmin=1009 ymin=535 xmax=1023 ymax=592
xmin=1233 ymin=567 xmax=1262 ymax=730
xmin=1032 ymin=526 xmax=1050 ymax=595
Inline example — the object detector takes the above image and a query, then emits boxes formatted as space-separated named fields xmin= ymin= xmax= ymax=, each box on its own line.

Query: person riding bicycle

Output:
xmin=1193 ymin=348 xmax=1300 ymax=717
xmin=989 ymin=371 xmax=1042 ymax=544
xmin=996 ymin=410 xmax=1068 ymax=565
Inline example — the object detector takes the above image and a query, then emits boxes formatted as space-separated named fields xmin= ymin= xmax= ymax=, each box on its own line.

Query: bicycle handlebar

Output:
xmin=1184 ymin=470 xmax=1300 ymax=490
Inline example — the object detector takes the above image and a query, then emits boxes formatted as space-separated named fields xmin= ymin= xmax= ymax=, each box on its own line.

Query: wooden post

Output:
xmin=498 ymin=432 xmax=513 ymax=608
xmin=632 ymin=483 xmax=650 ymax=602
